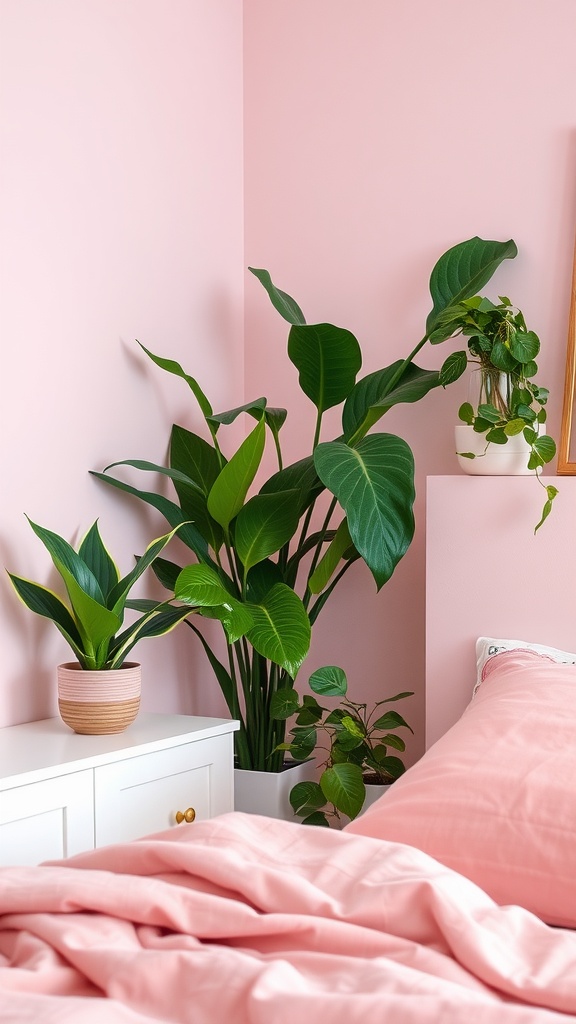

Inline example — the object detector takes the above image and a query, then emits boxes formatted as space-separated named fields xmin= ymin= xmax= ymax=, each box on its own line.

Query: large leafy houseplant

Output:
xmin=7 ymin=518 xmax=192 ymax=669
xmin=275 ymin=665 xmax=413 ymax=826
xmin=91 ymin=235 xmax=517 ymax=771
xmin=446 ymin=296 xmax=558 ymax=529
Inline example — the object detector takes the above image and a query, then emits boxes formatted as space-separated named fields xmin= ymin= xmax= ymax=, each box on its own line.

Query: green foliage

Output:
xmin=280 ymin=666 xmax=414 ymax=826
xmin=91 ymin=236 xmax=516 ymax=771
xmin=447 ymin=297 xmax=558 ymax=530
xmin=7 ymin=519 xmax=192 ymax=670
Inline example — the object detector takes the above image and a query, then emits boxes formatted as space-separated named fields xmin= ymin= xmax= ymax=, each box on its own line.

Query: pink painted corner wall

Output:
xmin=0 ymin=1 xmax=243 ymax=725
xmin=243 ymin=0 xmax=576 ymax=760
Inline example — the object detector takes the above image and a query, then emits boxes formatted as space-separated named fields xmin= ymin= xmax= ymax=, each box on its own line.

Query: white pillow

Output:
xmin=475 ymin=636 xmax=576 ymax=694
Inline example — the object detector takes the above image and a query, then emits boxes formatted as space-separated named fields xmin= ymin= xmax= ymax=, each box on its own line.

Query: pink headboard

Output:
xmin=425 ymin=475 xmax=576 ymax=747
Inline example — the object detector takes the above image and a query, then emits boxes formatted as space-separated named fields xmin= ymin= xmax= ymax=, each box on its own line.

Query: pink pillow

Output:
xmin=346 ymin=650 xmax=576 ymax=927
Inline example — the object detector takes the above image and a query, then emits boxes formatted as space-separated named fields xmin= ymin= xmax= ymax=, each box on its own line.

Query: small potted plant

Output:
xmin=7 ymin=517 xmax=192 ymax=734
xmin=273 ymin=665 xmax=413 ymax=826
xmin=438 ymin=295 xmax=558 ymax=530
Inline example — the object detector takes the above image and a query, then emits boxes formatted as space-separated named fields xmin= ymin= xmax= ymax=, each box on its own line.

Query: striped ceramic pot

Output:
xmin=57 ymin=662 xmax=141 ymax=735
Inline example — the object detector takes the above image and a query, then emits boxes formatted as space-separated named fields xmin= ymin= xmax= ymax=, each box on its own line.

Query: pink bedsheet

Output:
xmin=0 ymin=812 xmax=575 ymax=1023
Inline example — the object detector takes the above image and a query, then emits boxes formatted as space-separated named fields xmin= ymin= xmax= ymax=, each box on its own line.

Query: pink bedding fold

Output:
xmin=0 ymin=812 xmax=574 ymax=1022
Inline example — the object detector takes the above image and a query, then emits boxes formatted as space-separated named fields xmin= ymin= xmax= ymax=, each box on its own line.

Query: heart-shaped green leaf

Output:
xmin=288 ymin=323 xmax=362 ymax=413
xmin=314 ymin=434 xmax=415 ymax=590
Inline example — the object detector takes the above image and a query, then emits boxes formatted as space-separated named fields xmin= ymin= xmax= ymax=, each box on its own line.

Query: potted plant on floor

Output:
xmin=440 ymin=295 xmax=558 ymax=530
xmin=90 ymin=236 xmax=517 ymax=811
xmin=273 ymin=665 xmax=413 ymax=826
xmin=7 ymin=517 xmax=193 ymax=734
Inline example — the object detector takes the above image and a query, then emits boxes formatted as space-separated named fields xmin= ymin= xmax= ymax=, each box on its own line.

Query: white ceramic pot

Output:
xmin=454 ymin=424 xmax=534 ymax=476
xmin=57 ymin=661 xmax=141 ymax=735
xmin=360 ymin=781 xmax=393 ymax=814
xmin=234 ymin=759 xmax=316 ymax=821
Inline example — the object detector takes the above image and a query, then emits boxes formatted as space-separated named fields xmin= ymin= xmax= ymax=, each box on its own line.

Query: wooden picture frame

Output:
xmin=557 ymin=227 xmax=576 ymax=473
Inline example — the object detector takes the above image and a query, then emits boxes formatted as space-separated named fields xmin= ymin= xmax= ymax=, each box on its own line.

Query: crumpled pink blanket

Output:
xmin=0 ymin=812 xmax=574 ymax=1023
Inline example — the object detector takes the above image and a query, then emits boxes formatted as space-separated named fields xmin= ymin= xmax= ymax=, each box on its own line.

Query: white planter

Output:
xmin=234 ymin=760 xmax=316 ymax=821
xmin=360 ymin=781 xmax=393 ymax=814
xmin=455 ymin=424 xmax=534 ymax=476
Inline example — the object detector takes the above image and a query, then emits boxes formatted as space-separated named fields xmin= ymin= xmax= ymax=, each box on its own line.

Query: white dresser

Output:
xmin=0 ymin=713 xmax=239 ymax=866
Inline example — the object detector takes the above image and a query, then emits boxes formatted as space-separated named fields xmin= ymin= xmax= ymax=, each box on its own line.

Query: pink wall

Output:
xmin=0 ymin=1 xmax=243 ymax=725
xmin=243 ymin=0 xmax=576 ymax=759
xmin=426 ymin=476 xmax=576 ymax=747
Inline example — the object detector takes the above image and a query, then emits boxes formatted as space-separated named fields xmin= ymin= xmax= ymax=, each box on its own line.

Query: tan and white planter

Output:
xmin=57 ymin=662 xmax=141 ymax=735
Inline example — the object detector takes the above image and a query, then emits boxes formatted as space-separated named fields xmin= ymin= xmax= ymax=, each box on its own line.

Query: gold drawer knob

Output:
xmin=175 ymin=807 xmax=196 ymax=824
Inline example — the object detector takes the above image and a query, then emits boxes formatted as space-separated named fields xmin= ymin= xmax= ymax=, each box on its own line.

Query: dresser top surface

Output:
xmin=0 ymin=713 xmax=239 ymax=789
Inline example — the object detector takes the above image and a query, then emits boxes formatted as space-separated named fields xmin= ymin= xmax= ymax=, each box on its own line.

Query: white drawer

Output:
xmin=0 ymin=770 xmax=94 ymax=865
xmin=93 ymin=733 xmax=233 ymax=846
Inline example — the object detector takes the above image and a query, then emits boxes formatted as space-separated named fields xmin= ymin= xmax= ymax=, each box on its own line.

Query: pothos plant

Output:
xmin=91 ymin=236 xmax=517 ymax=772
xmin=275 ymin=665 xmax=413 ymax=826
xmin=441 ymin=295 xmax=558 ymax=530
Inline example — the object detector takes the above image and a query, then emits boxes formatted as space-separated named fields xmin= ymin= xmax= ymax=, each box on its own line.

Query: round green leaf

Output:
xmin=309 ymin=665 xmax=347 ymax=697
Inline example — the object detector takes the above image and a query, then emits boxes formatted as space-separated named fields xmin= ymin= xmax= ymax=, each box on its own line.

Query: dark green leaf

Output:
xmin=137 ymin=342 xmax=213 ymax=421
xmin=78 ymin=521 xmax=119 ymax=599
xmin=372 ymin=710 xmax=413 ymax=732
xmin=259 ymin=456 xmax=324 ymax=518
xmin=25 ymin=517 xmax=104 ymax=603
xmin=477 ymin=403 xmax=502 ymax=423
xmin=309 ymin=665 xmax=348 ymax=697
xmin=7 ymin=574 xmax=83 ymax=653
xmin=490 ymin=340 xmax=518 ymax=373
xmin=314 ymin=434 xmax=415 ymax=590
xmin=320 ymin=763 xmax=364 ymax=819
xmin=288 ymin=323 xmax=362 ymax=413
xmin=426 ymin=236 xmax=518 ymax=336
xmin=249 ymin=267 xmax=306 ymax=325
xmin=342 ymin=362 xmax=440 ymax=440
xmin=509 ymin=330 xmax=540 ymax=364
xmin=289 ymin=781 xmax=326 ymax=815
xmin=532 ymin=434 xmax=556 ymax=464
xmin=234 ymin=490 xmax=300 ymax=572
xmin=207 ymin=397 xmax=267 ymax=425
xmin=439 ymin=350 xmax=468 ymax=387
xmin=270 ymin=688 xmax=301 ymax=720
xmin=458 ymin=402 xmax=474 ymax=425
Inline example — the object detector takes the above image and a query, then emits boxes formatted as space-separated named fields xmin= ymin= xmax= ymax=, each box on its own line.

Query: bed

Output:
xmin=1 ymin=477 xmax=576 ymax=1022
